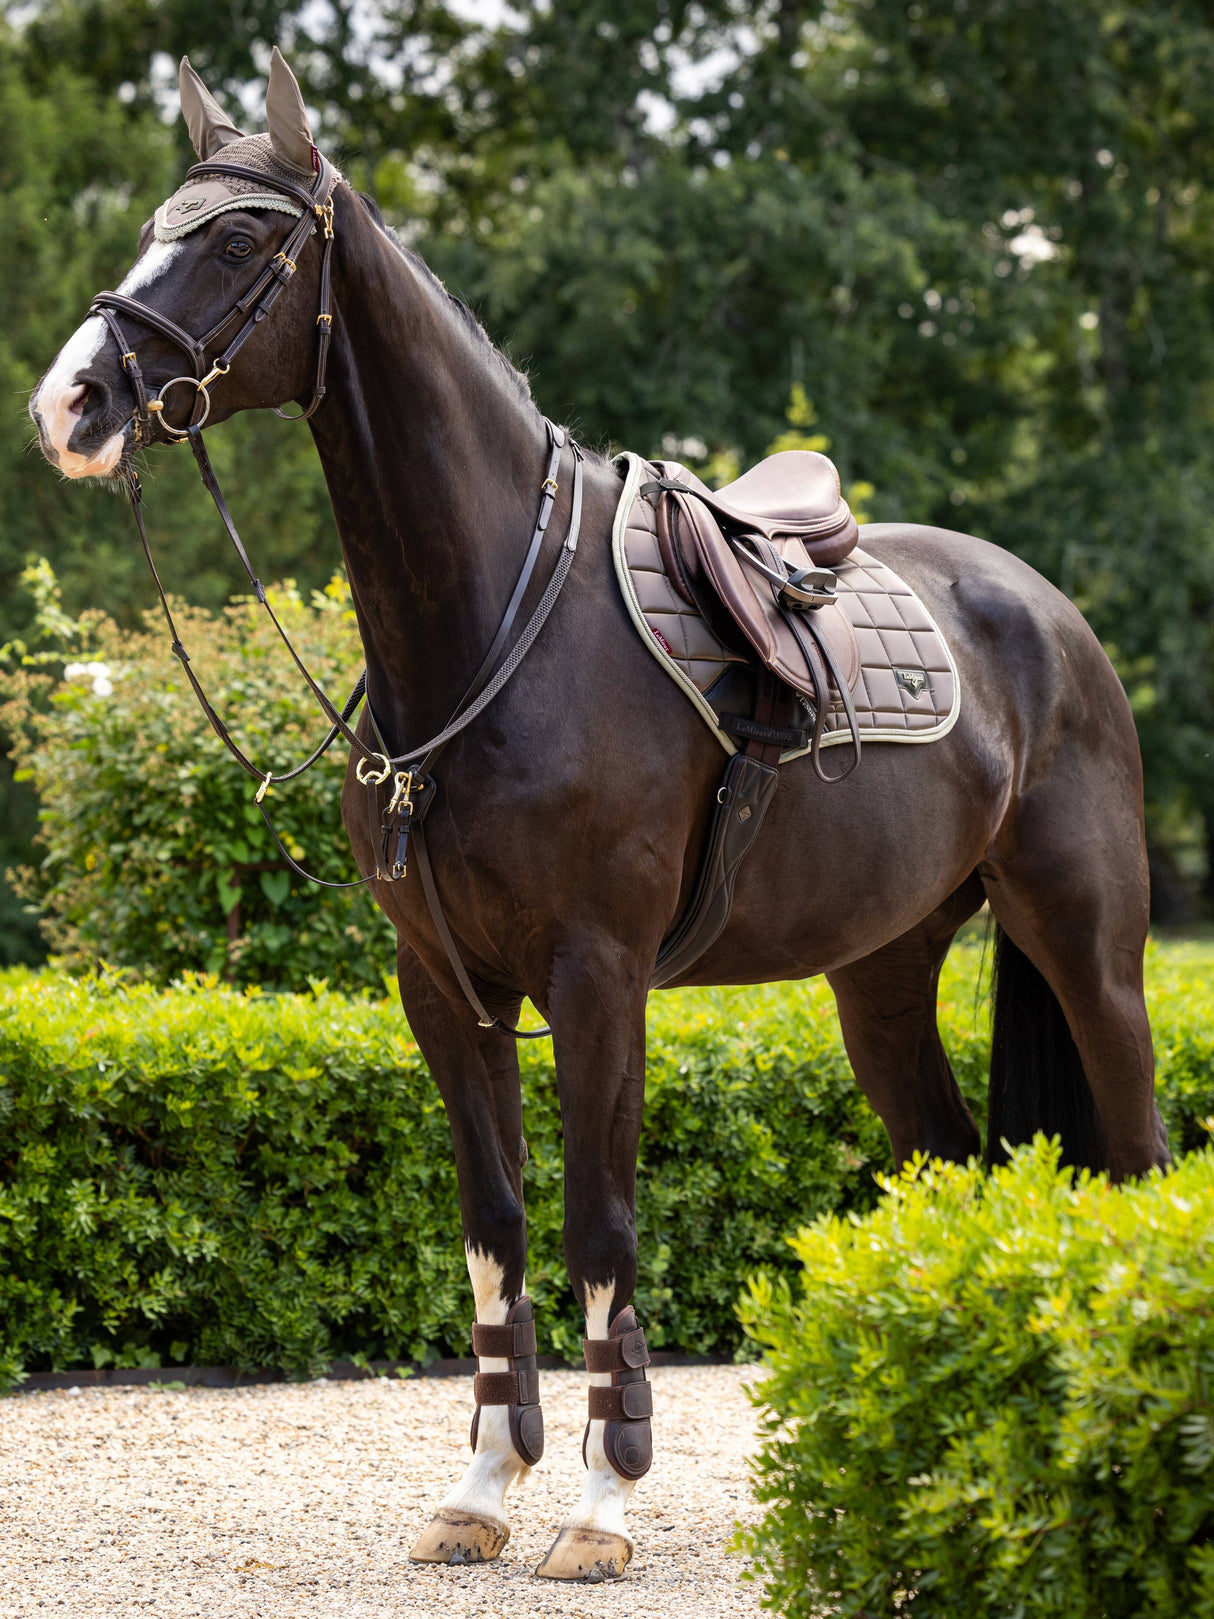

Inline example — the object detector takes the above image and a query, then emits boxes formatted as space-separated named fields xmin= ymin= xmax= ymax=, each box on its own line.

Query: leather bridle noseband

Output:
xmin=85 ymin=151 xmax=584 ymax=1040
xmin=90 ymin=154 xmax=337 ymax=446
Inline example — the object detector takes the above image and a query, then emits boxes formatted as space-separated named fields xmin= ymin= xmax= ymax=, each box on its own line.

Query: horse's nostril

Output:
xmin=68 ymin=382 xmax=91 ymax=418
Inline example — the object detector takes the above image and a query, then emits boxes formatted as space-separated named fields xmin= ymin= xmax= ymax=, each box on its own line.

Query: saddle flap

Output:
xmin=674 ymin=490 xmax=859 ymax=703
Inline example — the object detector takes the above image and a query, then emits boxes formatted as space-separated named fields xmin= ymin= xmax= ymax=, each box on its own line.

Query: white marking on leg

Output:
xmin=561 ymin=1279 xmax=637 ymax=1539
xmin=31 ymin=240 xmax=184 ymax=478
xmin=438 ymin=1244 xmax=529 ymax=1528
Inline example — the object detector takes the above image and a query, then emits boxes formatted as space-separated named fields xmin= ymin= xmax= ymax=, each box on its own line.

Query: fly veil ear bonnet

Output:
xmin=156 ymin=49 xmax=321 ymax=241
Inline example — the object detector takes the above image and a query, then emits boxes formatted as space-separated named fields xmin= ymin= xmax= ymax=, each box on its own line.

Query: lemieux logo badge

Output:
xmin=893 ymin=666 xmax=928 ymax=699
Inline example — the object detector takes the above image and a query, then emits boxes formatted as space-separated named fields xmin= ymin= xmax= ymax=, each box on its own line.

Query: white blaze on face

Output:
xmin=30 ymin=240 xmax=185 ymax=478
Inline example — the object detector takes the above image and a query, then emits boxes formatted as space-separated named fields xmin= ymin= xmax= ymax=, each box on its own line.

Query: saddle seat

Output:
xmin=661 ymin=449 xmax=859 ymax=565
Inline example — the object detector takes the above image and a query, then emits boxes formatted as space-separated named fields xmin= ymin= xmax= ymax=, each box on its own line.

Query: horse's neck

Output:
xmin=308 ymin=203 xmax=551 ymax=746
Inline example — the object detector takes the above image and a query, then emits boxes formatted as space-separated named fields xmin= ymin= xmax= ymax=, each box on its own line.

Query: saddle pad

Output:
xmin=612 ymin=452 xmax=960 ymax=764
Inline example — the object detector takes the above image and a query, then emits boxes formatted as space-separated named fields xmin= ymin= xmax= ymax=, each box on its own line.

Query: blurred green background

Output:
xmin=3 ymin=0 xmax=1214 ymax=963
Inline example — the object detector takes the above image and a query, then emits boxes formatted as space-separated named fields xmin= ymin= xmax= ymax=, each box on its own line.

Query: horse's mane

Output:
xmin=356 ymin=190 xmax=536 ymax=414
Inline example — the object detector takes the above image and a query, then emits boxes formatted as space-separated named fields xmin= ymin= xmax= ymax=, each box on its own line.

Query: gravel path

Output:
xmin=0 ymin=1366 xmax=766 ymax=1617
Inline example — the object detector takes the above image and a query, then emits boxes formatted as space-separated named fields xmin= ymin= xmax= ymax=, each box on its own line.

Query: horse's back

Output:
xmin=670 ymin=518 xmax=1143 ymax=984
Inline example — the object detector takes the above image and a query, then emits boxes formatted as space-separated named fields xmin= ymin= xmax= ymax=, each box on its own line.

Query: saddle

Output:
xmin=643 ymin=450 xmax=862 ymax=746
xmin=611 ymin=448 xmax=958 ymax=988
xmin=637 ymin=449 xmax=862 ymax=987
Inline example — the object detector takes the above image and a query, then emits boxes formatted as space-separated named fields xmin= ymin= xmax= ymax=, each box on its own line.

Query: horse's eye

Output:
xmin=225 ymin=237 xmax=253 ymax=260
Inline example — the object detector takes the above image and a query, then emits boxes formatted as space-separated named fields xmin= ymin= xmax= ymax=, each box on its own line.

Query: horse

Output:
xmin=29 ymin=49 xmax=1171 ymax=1583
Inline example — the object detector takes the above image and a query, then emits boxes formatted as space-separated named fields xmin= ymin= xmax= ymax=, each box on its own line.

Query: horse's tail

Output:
xmin=986 ymin=925 xmax=1105 ymax=1170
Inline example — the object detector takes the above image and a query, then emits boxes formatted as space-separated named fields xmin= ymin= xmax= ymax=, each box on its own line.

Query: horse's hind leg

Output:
xmin=397 ymin=946 xmax=537 ymax=1566
xmin=826 ymin=874 xmax=986 ymax=1169
xmin=981 ymin=773 xmax=1169 ymax=1180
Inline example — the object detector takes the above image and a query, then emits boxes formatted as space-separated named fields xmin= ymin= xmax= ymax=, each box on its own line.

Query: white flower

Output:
xmin=63 ymin=660 xmax=114 ymax=696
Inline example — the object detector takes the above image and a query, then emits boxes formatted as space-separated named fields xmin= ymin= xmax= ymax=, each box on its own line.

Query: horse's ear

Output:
xmin=266 ymin=46 xmax=316 ymax=174
xmin=178 ymin=57 xmax=244 ymax=160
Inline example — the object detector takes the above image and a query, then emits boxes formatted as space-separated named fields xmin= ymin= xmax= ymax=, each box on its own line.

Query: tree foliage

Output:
xmin=4 ymin=0 xmax=1214 ymax=959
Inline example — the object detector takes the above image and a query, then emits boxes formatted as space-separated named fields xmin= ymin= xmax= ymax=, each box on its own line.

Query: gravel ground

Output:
xmin=0 ymin=1365 xmax=767 ymax=1618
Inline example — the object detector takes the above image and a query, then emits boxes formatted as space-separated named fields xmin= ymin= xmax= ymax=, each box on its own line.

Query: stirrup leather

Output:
xmin=582 ymin=1306 xmax=653 ymax=1480
xmin=469 ymin=1295 xmax=544 ymax=1465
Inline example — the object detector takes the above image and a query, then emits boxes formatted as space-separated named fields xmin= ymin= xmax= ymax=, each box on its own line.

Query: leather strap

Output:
xmin=583 ymin=1328 xmax=649 ymax=1373
xmin=472 ymin=1318 xmax=538 ymax=1358
xmin=588 ymin=1382 xmax=653 ymax=1422
xmin=650 ymin=750 xmax=781 ymax=988
xmin=474 ymin=1368 xmax=539 ymax=1406
xmin=381 ymin=440 xmax=586 ymax=1041
xmin=366 ymin=441 xmax=585 ymax=773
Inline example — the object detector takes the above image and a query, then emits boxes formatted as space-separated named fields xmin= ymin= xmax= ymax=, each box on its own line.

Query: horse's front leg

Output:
xmin=397 ymin=946 xmax=541 ymax=1565
xmin=536 ymin=950 xmax=652 ymax=1582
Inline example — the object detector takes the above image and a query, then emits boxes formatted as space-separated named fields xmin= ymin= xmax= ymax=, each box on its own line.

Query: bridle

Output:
xmin=84 ymin=150 xmax=584 ymax=1040
xmin=90 ymin=154 xmax=337 ymax=446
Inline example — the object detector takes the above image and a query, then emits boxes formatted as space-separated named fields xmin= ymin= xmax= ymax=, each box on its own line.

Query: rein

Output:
xmin=90 ymin=156 xmax=585 ymax=1037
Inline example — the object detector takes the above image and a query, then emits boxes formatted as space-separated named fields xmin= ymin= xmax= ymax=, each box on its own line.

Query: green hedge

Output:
xmin=738 ymin=1139 xmax=1214 ymax=1618
xmin=1 ymin=941 xmax=1213 ymax=1387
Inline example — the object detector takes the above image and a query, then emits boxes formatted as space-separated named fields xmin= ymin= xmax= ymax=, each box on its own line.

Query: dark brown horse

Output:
xmin=30 ymin=51 xmax=1170 ymax=1583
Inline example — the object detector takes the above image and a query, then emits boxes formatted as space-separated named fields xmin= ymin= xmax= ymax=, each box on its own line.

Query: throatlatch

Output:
xmin=583 ymin=1307 xmax=653 ymax=1480
xmin=469 ymin=1296 xmax=544 ymax=1466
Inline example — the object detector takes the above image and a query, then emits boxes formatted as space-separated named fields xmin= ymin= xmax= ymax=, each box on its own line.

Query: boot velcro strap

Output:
xmin=588 ymin=1381 xmax=653 ymax=1421
xmin=472 ymin=1318 xmax=537 ymax=1359
xmin=474 ymin=1368 xmax=539 ymax=1406
xmin=583 ymin=1327 xmax=649 ymax=1373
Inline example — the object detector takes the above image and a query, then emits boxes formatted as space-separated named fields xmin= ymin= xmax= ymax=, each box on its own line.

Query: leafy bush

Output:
xmin=0 ymin=564 xmax=393 ymax=990
xmin=2 ymin=942 xmax=1213 ymax=1389
xmin=739 ymin=1139 xmax=1214 ymax=1619
xmin=0 ymin=949 xmax=998 ymax=1384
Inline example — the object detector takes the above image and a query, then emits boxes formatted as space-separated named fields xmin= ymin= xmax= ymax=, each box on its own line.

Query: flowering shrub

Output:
xmin=0 ymin=563 xmax=392 ymax=990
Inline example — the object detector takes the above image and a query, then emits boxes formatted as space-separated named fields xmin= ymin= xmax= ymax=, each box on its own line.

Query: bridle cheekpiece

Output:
xmin=89 ymin=153 xmax=337 ymax=448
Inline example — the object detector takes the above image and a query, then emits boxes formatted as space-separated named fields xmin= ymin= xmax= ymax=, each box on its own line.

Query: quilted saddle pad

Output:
xmin=612 ymin=452 xmax=960 ymax=764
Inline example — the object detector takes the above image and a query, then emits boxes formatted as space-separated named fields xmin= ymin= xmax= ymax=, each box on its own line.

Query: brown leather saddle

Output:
xmin=642 ymin=450 xmax=862 ymax=770
xmin=641 ymin=449 xmax=865 ymax=987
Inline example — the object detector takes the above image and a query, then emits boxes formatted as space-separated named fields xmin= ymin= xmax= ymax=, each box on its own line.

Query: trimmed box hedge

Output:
xmin=738 ymin=1138 xmax=1214 ymax=1618
xmin=1 ymin=941 xmax=1213 ymax=1387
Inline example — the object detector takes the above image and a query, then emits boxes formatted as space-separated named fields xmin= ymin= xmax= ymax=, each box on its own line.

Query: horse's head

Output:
xmin=31 ymin=48 xmax=336 ymax=479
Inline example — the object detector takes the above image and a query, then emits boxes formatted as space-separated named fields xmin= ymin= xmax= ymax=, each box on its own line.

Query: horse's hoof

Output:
xmin=534 ymin=1526 xmax=632 ymax=1581
xmin=409 ymin=1508 xmax=509 ymax=1564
